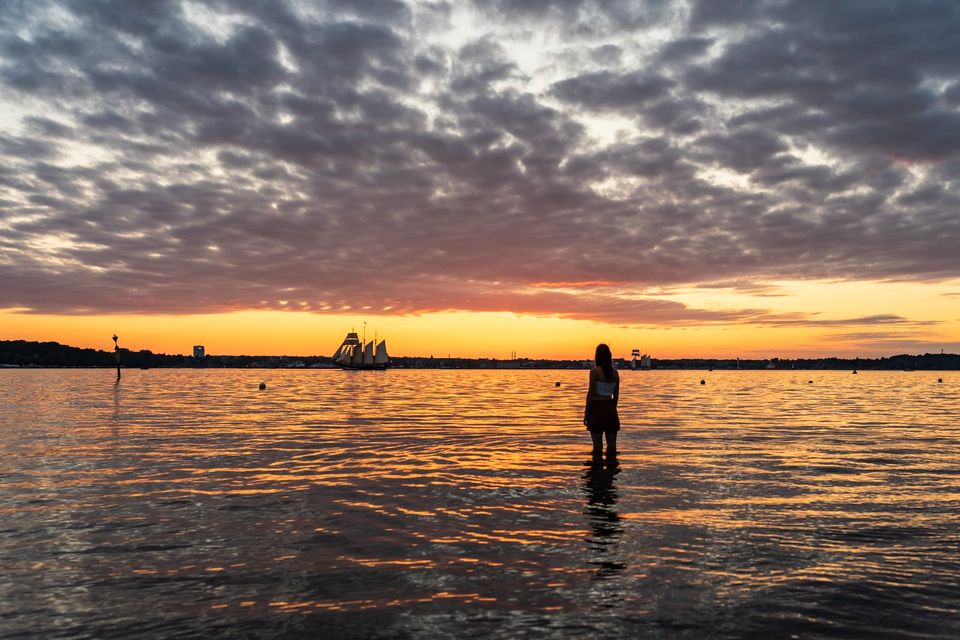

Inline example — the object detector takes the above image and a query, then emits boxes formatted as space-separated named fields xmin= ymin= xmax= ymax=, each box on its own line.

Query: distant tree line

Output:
xmin=2 ymin=340 xmax=958 ymax=370
xmin=0 ymin=341 xmax=333 ymax=368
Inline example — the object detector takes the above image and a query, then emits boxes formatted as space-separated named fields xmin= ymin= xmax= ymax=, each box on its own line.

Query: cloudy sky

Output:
xmin=2 ymin=0 xmax=959 ymax=356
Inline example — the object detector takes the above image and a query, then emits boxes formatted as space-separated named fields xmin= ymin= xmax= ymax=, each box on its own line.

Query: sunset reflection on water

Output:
xmin=1 ymin=369 xmax=959 ymax=638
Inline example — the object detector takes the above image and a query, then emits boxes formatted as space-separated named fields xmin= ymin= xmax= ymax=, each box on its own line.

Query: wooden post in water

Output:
xmin=113 ymin=334 xmax=121 ymax=383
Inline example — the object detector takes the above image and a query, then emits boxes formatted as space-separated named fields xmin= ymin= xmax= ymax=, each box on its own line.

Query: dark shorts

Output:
xmin=586 ymin=401 xmax=620 ymax=433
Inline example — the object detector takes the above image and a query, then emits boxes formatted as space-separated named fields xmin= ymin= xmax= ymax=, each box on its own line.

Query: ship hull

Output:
xmin=339 ymin=363 xmax=389 ymax=370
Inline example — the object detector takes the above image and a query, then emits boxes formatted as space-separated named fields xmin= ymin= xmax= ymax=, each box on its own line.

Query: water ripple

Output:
xmin=1 ymin=369 xmax=958 ymax=638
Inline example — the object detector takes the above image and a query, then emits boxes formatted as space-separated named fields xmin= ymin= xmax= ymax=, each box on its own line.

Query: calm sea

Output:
xmin=1 ymin=368 xmax=959 ymax=639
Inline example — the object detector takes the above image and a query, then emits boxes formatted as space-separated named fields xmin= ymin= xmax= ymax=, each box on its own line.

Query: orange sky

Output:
xmin=4 ymin=278 xmax=958 ymax=359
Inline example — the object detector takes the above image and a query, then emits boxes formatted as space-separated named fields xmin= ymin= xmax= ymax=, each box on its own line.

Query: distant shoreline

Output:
xmin=2 ymin=340 xmax=959 ymax=370
xmin=3 ymin=365 xmax=958 ymax=371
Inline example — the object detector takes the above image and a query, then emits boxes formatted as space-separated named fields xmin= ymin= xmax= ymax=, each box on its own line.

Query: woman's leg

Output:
xmin=605 ymin=430 xmax=617 ymax=458
xmin=590 ymin=430 xmax=603 ymax=456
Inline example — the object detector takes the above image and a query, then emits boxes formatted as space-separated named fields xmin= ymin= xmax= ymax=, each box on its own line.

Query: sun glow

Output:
xmin=3 ymin=277 xmax=958 ymax=359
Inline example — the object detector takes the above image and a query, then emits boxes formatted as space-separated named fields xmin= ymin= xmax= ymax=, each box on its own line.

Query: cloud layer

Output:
xmin=1 ymin=0 xmax=958 ymax=325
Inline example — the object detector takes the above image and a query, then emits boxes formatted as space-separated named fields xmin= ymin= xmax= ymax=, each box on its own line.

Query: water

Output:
xmin=2 ymin=369 xmax=959 ymax=639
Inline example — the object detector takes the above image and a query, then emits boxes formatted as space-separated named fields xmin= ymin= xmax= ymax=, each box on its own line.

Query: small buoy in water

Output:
xmin=852 ymin=370 xmax=858 ymax=374
xmin=555 ymin=381 xmax=561 ymax=387
xmin=700 ymin=379 xmax=706 ymax=385
xmin=808 ymin=380 xmax=813 ymax=384
xmin=938 ymin=378 xmax=943 ymax=383
xmin=259 ymin=382 xmax=266 ymax=390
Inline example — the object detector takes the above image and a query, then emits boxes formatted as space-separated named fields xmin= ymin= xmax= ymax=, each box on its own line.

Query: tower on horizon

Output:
xmin=193 ymin=345 xmax=205 ymax=359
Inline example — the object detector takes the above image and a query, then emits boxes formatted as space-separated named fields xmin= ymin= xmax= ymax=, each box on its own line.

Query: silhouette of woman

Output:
xmin=583 ymin=344 xmax=619 ymax=460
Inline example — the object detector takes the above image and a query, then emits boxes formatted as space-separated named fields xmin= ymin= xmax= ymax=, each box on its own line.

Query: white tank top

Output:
xmin=596 ymin=380 xmax=617 ymax=398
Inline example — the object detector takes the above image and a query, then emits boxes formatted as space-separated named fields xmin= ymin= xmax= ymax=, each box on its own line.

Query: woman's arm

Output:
xmin=613 ymin=371 xmax=620 ymax=405
xmin=583 ymin=368 xmax=595 ymax=425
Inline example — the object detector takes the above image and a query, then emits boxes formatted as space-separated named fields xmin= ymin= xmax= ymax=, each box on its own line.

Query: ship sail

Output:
xmin=374 ymin=340 xmax=389 ymax=364
xmin=363 ymin=341 xmax=374 ymax=364
xmin=351 ymin=344 xmax=364 ymax=364
xmin=334 ymin=332 xmax=362 ymax=362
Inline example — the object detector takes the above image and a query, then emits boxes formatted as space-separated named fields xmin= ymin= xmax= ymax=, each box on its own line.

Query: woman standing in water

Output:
xmin=583 ymin=343 xmax=620 ymax=460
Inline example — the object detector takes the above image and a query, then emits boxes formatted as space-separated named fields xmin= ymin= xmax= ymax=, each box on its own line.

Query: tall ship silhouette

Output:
xmin=332 ymin=331 xmax=390 ymax=370
xmin=631 ymin=348 xmax=652 ymax=370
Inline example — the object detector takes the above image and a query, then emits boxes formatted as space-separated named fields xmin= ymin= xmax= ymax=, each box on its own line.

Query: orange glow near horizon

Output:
xmin=2 ymin=278 xmax=958 ymax=359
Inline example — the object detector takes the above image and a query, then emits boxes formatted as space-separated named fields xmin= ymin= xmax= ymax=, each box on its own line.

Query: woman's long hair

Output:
xmin=595 ymin=343 xmax=614 ymax=380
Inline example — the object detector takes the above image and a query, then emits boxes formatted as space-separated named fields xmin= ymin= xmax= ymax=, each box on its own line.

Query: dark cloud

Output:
xmin=471 ymin=0 xmax=676 ymax=33
xmin=589 ymin=44 xmax=622 ymax=66
xmin=23 ymin=117 xmax=75 ymax=138
xmin=658 ymin=36 xmax=712 ymax=63
xmin=325 ymin=0 xmax=412 ymax=23
xmin=696 ymin=128 xmax=788 ymax=172
xmin=0 ymin=0 xmax=957 ymax=329
xmin=551 ymin=71 xmax=674 ymax=111
xmin=68 ymin=0 xmax=182 ymax=36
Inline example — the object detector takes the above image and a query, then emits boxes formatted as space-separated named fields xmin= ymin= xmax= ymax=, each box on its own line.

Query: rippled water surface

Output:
xmin=2 ymin=368 xmax=959 ymax=639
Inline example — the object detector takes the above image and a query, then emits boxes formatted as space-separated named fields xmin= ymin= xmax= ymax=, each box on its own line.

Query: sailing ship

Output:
xmin=631 ymin=348 xmax=652 ymax=370
xmin=332 ymin=331 xmax=390 ymax=370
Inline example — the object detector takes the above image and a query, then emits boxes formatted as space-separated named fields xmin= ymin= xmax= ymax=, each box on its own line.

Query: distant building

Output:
xmin=193 ymin=345 xmax=205 ymax=359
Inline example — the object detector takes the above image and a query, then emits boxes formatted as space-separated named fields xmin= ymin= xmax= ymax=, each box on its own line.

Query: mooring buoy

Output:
xmin=259 ymin=382 xmax=266 ymax=390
